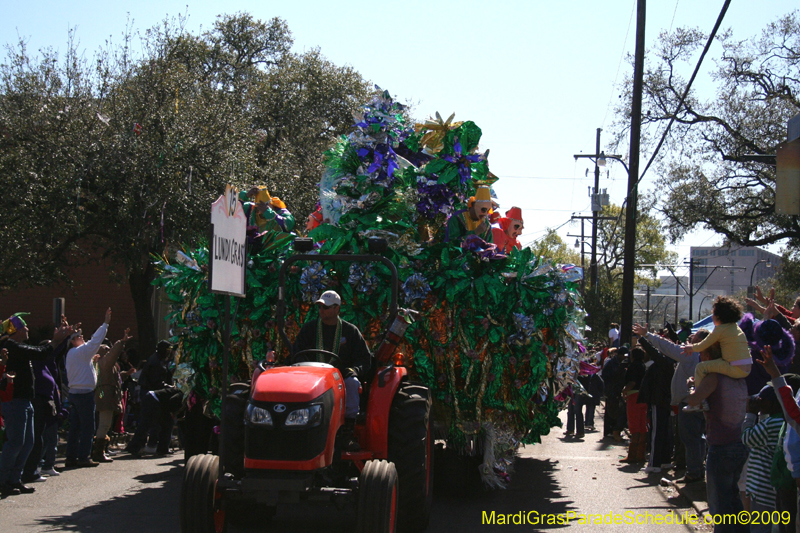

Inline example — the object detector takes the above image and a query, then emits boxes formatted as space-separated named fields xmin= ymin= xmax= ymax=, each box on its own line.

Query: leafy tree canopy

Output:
xmin=612 ymin=10 xmax=800 ymax=249
xmin=0 ymin=13 xmax=370 ymax=353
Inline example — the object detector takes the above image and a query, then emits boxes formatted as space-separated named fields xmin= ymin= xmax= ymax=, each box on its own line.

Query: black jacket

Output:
xmin=293 ymin=318 xmax=372 ymax=380
xmin=637 ymin=338 xmax=675 ymax=407
xmin=0 ymin=337 xmax=66 ymax=401
xmin=138 ymin=352 xmax=172 ymax=392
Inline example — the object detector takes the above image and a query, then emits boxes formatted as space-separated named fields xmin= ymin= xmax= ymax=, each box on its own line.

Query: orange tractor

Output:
xmin=180 ymin=238 xmax=433 ymax=532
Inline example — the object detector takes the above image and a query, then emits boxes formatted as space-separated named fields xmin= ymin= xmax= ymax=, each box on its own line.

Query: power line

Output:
xmin=500 ymin=175 xmax=584 ymax=181
xmin=602 ymin=0 xmax=637 ymax=128
xmin=668 ymin=0 xmax=681 ymax=32
xmin=616 ymin=0 xmax=731 ymax=212
xmin=633 ymin=0 xmax=731 ymax=189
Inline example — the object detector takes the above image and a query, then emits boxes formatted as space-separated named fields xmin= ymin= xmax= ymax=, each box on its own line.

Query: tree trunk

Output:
xmin=129 ymin=262 xmax=157 ymax=360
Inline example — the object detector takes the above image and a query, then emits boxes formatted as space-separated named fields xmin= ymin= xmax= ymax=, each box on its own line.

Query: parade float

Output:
xmin=155 ymin=89 xmax=587 ymax=489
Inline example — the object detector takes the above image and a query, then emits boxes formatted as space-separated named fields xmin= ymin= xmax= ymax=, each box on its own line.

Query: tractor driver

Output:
xmin=292 ymin=290 xmax=371 ymax=451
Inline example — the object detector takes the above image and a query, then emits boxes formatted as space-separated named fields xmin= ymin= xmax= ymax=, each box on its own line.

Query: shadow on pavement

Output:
xmin=230 ymin=455 xmax=578 ymax=532
xmin=33 ymin=460 xmax=183 ymax=533
xmin=28 ymin=453 xmax=579 ymax=532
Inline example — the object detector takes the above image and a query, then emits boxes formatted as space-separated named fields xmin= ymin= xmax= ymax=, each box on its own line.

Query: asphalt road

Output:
xmin=2 ymin=410 xmax=707 ymax=533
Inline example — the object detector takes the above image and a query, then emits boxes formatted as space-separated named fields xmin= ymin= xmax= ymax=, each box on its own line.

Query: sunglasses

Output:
xmin=319 ymin=304 xmax=338 ymax=310
xmin=512 ymin=224 xmax=522 ymax=230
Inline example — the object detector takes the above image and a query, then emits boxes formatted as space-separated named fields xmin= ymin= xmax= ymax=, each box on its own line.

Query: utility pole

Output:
xmin=620 ymin=0 xmax=646 ymax=346
xmin=674 ymin=274 xmax=680 ymax=325
xmin=567 ymin=216 xmax=587 ymax=295
xmin=688 ymin=258 xmax=695 ymax=321
xmin=570 ymin=214 xmax=615 ymax=297
xmin=591 ymin=128 xmax=601 ymax=294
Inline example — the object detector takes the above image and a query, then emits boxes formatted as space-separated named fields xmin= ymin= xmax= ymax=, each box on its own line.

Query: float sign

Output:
xmin=209 ymin=184 xmax=247 ymax=297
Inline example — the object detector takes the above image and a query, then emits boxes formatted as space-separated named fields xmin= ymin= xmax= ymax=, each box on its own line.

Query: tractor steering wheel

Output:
xmin=293 ymin=349 xmax=342 ymax=367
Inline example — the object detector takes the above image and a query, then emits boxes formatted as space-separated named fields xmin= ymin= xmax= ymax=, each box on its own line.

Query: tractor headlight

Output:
xmin=284 ymin=405 xmax=323 ymax=428
xmin=246 ymin=404 xmax=273 ymax=427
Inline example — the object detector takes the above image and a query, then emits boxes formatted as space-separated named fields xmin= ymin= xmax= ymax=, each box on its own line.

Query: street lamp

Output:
xmin=747 ymin=259 xmax=772 ymax=311
xmin=698 ymin=294 xmax=712 ymax=321
xmin=749 ymin=259 xmax=772 ymax=288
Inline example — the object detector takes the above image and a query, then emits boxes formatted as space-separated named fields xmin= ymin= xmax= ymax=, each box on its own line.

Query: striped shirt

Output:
xmin=741 ymin=413 xmax=784 ymax=507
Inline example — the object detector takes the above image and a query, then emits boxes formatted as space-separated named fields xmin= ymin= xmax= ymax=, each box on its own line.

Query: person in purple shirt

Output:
xmin=22 ymin=343 xmax=68 ymax=482
xmin=0 ymin=314 xmax=74 ymax=496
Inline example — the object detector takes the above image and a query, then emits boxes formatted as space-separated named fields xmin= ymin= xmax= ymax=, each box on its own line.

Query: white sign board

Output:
xmin=209 ymin=185 xmax=247 ymax=297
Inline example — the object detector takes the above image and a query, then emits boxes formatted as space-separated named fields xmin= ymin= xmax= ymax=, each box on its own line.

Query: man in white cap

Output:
xmin=293 ymin=290 xmax=371 ymax=451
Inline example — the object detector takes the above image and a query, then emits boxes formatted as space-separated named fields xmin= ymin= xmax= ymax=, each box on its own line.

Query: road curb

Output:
xmin=659 ymin=476 xmax=709 ymax=518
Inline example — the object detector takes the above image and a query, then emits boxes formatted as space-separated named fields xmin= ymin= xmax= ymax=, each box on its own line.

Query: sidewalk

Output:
xmin=603 ymin=430 xmax=711 ymax=521
xmin=660 ymin=473 xmax=710 ymax=518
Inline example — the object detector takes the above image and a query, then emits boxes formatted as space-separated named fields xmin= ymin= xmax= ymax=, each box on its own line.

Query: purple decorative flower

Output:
xmin=416 ymin=178 xmax=459 ymax=219
xmin=402 ymin=273 xmax=431 ymax=302
xmin=440 ymin=137 xmax=487 ymax=185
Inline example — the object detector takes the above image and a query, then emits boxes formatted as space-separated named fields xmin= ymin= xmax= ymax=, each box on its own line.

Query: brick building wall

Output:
xmin=0 ymin=259 xmax=137 ymax=344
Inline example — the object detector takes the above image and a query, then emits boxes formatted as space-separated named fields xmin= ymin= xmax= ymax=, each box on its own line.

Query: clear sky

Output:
xmin=2 ymin=0 xmax=796 ymax=273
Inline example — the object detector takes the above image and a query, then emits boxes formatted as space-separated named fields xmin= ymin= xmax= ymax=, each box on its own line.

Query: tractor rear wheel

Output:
xmin=388 ymin=382 xmax=433 ymax=531
xmin=181 ymin=454 xmax=226 ymax=533
xmin=357 ymin=459 xmax=398 ymax=533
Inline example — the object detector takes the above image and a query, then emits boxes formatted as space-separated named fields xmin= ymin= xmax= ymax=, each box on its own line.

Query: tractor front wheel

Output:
xmin=181 ymin=454 xmax=226 ymax=533
xmin=388 ymin=382 xmax=433 ymax=531
xmin=357 ymin=459 xmax=398 ymax=533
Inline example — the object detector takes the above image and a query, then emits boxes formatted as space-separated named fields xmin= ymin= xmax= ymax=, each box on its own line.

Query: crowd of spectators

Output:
xmin=0 ymin=309 xmax=180 ymax=497
xmin=569 ymin=292 xmax=800 ymax=533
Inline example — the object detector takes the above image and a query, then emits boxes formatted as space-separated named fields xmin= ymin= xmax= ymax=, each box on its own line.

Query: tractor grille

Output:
xmin=245 ymin=389 xmax=334 ymax=461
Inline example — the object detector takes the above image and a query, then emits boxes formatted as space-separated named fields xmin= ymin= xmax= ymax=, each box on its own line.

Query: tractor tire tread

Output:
xmin=388 ymin=381 xmax=433 ymax=532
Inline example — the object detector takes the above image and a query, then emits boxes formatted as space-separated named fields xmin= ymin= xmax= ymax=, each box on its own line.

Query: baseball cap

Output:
xmin=315 ymin=291 xmax=341 ymax=307
xmin=757 ymin=384 xmax=777 ymax=402
xmin=157 ymin=340 xmax=175 ymax=357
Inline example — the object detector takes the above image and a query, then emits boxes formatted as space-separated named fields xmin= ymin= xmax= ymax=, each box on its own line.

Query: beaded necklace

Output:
xmin=316 ymin=317 xmax=342 ymax=357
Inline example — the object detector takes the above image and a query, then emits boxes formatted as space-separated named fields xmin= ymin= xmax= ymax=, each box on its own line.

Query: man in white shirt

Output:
xmin=64 ymin=308 xmax=111 ymax=468
xmin=609 ymin=323 xmax=620 ymax=348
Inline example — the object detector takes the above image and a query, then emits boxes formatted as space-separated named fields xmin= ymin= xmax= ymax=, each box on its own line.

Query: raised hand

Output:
xmin=744 ymin=298 xmax=765 ymax=315
xmin=764 ymin=299 xmax=778 ymax=320
xmin=756 ymin=345 xmax=781 ymax=379
xmin=53 ymin=323 xmax=76 ymax=344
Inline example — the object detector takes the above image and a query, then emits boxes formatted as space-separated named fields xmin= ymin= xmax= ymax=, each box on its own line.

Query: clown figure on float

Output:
xmin=446 ymin=185 xmax=494 ymax=245
xmin=492 ymin=207 xmax=524 ymax=254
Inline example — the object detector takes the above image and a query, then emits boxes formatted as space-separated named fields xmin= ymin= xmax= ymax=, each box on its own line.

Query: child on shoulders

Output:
xmin=681 ymin=296 xmax=751 ymax=411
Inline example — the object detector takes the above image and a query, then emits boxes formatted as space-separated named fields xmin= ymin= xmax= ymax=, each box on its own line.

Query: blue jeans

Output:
xmin=678 ymin=406 xmax=706 ymax=478
xmin=41 ymin=420 xmax=59 ymax=470
xmin=66 ymin=391 xmax=96 ymax=461
xmin=584 ymin=402 xmax=596 ymax=428
xmin=344 ymin=377 xmax=360 ymax=419
xmin=129 ymin=392 xmax=175 ymax=454
xmin=0 ymin=399 xmax=35 ymax=485
xmin=749 ymin=501 xmax=775 ymax=533
xmin=706 ymin=442 xmax=749 ymax=533
xmin=567 ymin=395 xmax=585 ymax=434
xmin=23 ymin=397 xmax=54 ymax=478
